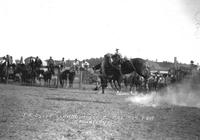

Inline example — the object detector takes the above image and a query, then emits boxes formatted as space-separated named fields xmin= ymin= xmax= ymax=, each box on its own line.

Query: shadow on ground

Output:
xmin=46 ymin=97 xmax=112 ymax=104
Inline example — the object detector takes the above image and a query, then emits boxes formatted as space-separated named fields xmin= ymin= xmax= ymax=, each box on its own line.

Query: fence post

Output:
xmin=6 ymin=63 xmax=8 ymax=84
xmin=79 ymin=70 xmax=83 ymax=89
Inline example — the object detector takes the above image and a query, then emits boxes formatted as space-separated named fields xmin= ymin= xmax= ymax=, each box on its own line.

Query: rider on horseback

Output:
xmin=48 ymin=56 xmax=54 ymax=73
xmin=5 ymin=54 xmax=13 ymax=66
xmin=60 ymin=57 xmax=65 ymax=70
xmin=112 ymin=48 xmax=123 ymax=76
xmin=81 ymin=60 xmax=90 ymax=70
xmin=73 ymin=58 xmax=80 ymax=73
xmin=35 ymin=56 xmax=42 ymax=70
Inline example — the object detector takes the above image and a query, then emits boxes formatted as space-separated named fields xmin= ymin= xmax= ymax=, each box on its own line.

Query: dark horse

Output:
xmin=14 ymin=63 xmax=37 ymax=84
xmin=123 ymin=71 xmax=145 ymax=93
xmin=98 ymin=53 xmax=123 ymax=94
xmin=121 ymin=58 xmax=151 ymax=92
xmin=0 ymin=60 xmax=7 ymax=82
xmin=101 ymin=54 xmax=151 ymax=93
xmin=59 ymin=67 xmax=76 ymax=88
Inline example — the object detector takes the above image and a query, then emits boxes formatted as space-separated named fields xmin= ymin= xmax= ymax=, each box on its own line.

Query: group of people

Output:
xmin=1 ymin=48 xmax=122 ymax=74
xmin=0 ymin=55 xmax=13 ymax=66
xmin=47 ymin=56 xmax=90 ymax=72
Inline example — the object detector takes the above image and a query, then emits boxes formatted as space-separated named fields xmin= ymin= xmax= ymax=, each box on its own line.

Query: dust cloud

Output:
xmin=126 ymin=75 xmax=200 ymax=108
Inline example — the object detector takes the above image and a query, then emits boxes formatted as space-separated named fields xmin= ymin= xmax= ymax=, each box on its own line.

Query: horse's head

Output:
xmin=69 ymin=66 xmax=76 ymax=73
xmin=141 ymin=62 xmax=151 ymax=79
xmin=92 ymin=63 xmax=101 ymax=71
xmin=103 ymin=53 xmax=112 ymax=64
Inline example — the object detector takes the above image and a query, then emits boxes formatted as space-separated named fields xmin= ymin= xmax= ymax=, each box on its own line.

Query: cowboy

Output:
xmin=81 ymin=60 xmax=90 ymax=70
xmin=115 ymin=48 xmax=119 ymax=54
xmin=20 ymin=56 xmax=24 ymax=64
xmin=4 ymin=54 xmax=13 ymax=66
xmin=60 ymin=57 xmax=66 ymax=70
xmin=35 ymin=56 xmax=42 ymax=69
xmin=48 ymin=56 xmax=54 ymax=73
xmin=115 ymin=48 xmax=122 ymax=58
xmin=113 ymin=49 xmax=123 ymax=75
xmin=73 ymin=58 xmax=80 ymax=72
xmin=48 ymin=56 xmax=54 ymax=65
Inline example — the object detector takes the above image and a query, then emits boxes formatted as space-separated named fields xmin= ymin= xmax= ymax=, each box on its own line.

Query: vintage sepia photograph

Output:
xmin=0 ymin=0 xmax=200 ymax=139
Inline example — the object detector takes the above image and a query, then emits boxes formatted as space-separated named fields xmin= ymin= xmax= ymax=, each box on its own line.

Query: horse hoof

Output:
xmin=116 ymin=91 xmax=120 ymax=95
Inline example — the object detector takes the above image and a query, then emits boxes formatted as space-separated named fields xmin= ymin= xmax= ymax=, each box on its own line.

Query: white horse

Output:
xmin=51 ymin=66 xmax=60 ymax=88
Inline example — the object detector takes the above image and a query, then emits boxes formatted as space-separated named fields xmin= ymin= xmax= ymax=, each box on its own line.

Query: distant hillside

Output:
xmin=147 ymin=60 xmax=172 ymax=71
xmin=147 ymin=60 xmax=191 ymax=71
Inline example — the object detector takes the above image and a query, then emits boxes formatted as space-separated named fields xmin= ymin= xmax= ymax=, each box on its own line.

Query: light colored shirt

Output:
xmin=73 ymin=61 xmax=79 ymax=66
xmin=81 ymin=61 xmax=89 ymax=69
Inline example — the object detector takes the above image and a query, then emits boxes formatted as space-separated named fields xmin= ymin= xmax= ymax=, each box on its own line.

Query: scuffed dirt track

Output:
xmin=0 ymin=84 xmax=200 ymax=140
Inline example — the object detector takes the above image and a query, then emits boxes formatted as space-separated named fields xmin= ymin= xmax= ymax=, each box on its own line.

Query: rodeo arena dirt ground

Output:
xmin=1 ymin=74 xmax=200 ymax=140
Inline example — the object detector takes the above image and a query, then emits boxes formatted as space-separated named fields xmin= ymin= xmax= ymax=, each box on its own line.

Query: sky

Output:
xmin=0 ymin=0 xmax=200 ymax=64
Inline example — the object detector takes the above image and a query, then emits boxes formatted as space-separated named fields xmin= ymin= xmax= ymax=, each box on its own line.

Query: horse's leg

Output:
xmin=70 ymin=75 xmax=75 ymax=88
xmin=65 ymin=79 xmax=67 ymax=88
xmin=65 ymin=78 xmax=67 ymax=88
xmin=56 ymin=77 xmax=59 ymax=88
xmin=48 ymin=79 xmax=51 ymax=87
xmin=102 ymin=81 xmax=106 ymax=94
xmin=69 ymin=78 xmax=72 ymax=88
xmin=113 ymin=80 xmax=120 ymax=93
xmin=55 ymin=77 xmax=57 ymax=88
xmin=60 ymin=79 xmax=63 ymax=88
xmin=96 ymin=80 xmax=101 ymax=90
xmin=144 ymin=78 xmax=149 ymax=93
xmin=53 ymin=77 xmax=56 ymax=88
xmin=102 ymin=86 xmax=105 ymax=94
xmin=129 ymin=81 xmax=134 ymax=94
xmin=117 ymin=77 xmax=122 ymax=92
xmin=101 ymin=77 xmax=107 ymax=94
xmin=47 ymin=79 xmax=48 ymax=87
xmin=68 ymin=78 xmax=71 ymax=88
xmin=54 ymin=78 xmax=57 ymax=88
xmin=70 ymin=79 xmax=74 ymax=88
xmin=110 ymin=80 xmax=116 ymax=91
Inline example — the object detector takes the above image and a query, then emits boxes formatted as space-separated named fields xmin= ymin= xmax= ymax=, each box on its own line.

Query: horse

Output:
xmin=51 ymin=66 xmax=60 ymax=88
xmin=59 ymin=66 xmax=76 ymax=88
xmin=42 ymin=69 xmax=52 ymax=87
xmin=99 ymin=53 xmax=123 ymax=94
xmin=21 ymin=57 xmax=41 ymax=85
xmin=0 ymin=56 xmax=14 ymax=83
xmin=68 ymin=67 xmax=76 ymax=88
xmin=41 ymin=65 xmax=60 ymax=88
xmin=0 ymin=60 xmax=7 ymax=82
xmin=129 ymin=58 xmax=151 ymax=91
xmin=59 ymin=68 xmax=69 ymax=88
xmin=92 ymin=64 xmax=102 ymax=90
xmin=7 ymin=64 xmax=16 ymax=80
xmin=123 ymin=71 xmax=144 ymax=93
xmin=14 ymin=63 xmax=36 ymax=84
xmin=106 ymin=55 xmax=151 ymax=93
